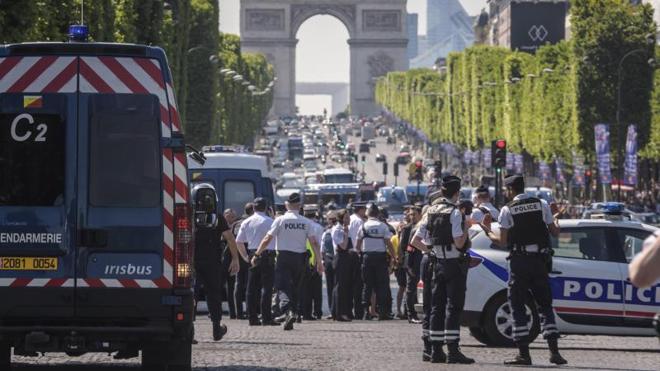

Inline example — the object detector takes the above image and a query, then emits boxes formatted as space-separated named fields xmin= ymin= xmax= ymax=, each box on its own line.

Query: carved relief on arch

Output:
xmin=367 ymin=51 xmax=394 ymax=79
xmin=290 ymin=4 xmax=356 ymax=37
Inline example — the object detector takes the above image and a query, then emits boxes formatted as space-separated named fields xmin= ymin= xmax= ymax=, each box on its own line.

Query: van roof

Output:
xmin=323 ymin=168 xmax=353 ymax=175
xmin=188 ymin=152 xmax=269 ymax=176
xmin=0 ymin=42 xmax=163 ymax=58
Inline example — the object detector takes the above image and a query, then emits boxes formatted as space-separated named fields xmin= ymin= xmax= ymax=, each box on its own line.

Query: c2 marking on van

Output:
xmin=0 ymin=232 xmax=62 ymax=244
xmin=10 ymin=113 xmax=48 ymax=142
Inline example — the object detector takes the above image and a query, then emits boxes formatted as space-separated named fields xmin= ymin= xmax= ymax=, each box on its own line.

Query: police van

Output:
xmin=188 ymin=146 xmax=274 ymax=215
xmin=459 ymin=219 xmax=659 ymax=346
xmin=0 ymin=26 xmax=194 ymax=370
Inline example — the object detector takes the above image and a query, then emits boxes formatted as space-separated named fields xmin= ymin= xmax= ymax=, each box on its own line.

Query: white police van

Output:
xmin=461 ymin=219 xmax=659 ymax=346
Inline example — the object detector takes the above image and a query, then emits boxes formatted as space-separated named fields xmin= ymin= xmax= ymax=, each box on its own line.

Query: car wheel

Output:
xmin=483 ymin=293 xmax=539 ymax=347
xmin=468 ymin=327 xmax=492 ymax=345
xmin=0 ymin=342 xmax=10 ymax=370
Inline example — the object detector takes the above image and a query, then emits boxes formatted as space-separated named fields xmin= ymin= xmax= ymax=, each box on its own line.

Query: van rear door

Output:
xmin=74 ymin=55 xmax=178 ymax=323
xmin=0 ymin=55 xmax=78 ymax=319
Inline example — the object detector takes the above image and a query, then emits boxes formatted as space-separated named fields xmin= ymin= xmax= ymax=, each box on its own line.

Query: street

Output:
xmin=12 ymin=318 xmax=659 ymax=370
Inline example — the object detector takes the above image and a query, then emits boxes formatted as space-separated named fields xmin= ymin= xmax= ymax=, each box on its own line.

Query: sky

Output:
xmin=219 ymin=0 xmax=488 ymax=114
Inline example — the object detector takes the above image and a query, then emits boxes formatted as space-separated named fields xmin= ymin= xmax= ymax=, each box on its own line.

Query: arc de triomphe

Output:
xmin=240 ymin=0 xmax=409 ymax=117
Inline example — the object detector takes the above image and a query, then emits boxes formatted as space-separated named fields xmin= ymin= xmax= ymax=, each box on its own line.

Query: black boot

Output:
xmin=504 ymin=344 xmax=532 ymax=365
xmin=422 ymin=338 xmax=432 ymax=362
xmin=447 ymin=342 xmax=475 ymax=364
xmin=430 ymin=342 xmax=446 ymax=363
xmin=283 ymin=310 xmax=295 ymax=331
xmin=548 ymin=338 xmax=568 ymax=365
xmin=212 ymin=322 xmax=227 ymax=341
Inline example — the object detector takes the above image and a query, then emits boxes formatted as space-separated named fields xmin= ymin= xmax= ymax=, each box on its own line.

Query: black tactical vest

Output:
xmin=427 ymin=199 xmax=456 ymax=246
xmin=507 ymin=197 xmax=550 ymax=248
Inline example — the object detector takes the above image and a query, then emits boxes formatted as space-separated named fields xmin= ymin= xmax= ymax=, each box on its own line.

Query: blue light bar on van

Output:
xmin=68 ymin=25 xmax=89 ymax=42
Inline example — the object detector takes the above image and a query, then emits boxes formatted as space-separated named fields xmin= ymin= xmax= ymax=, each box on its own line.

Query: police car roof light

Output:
xmin=601 ymin=202 xmax=625 ymax=214
xmin=68 ymin=25 xmax=89 ymax=42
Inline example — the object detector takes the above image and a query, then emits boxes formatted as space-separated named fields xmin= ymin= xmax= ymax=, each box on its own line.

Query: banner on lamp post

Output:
xmin=572 ymin=152 xmax=585 ymax=187
xmin=555 ymin=157 xmax=565 ymax=183
xmin=594 ymin=124 xmax=612 ymax=184
xmin=514 ymin=154 xmax=524 ymax=174
xmin=539 ymin=161 xmax=551 ymax=182
xmin=624 ymin=124 xmax=638 ymax=186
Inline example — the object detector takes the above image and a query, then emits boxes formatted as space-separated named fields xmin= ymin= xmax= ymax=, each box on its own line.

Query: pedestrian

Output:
xmin=331 ymin=209 xmax=353 ymax=322
xmin=252 ymin=193 xmax=323 ymax=331
xmin=231 ymin=203 xmax=254 ymax=320
xmin=470 ymin=185 xmax=499 ymax=224
xmin=411 ymin=176 xmax=474 ymax=364
xmin=321 ymin=211 xmax=337 ymax=319
xmin=192 ymin=184 xmax=243 ymax=341
xmin=403 ymin=206 xmax=423 ymax=323
xmin=391 ymin=222 xmax=407 ymax=319
xmin=235 ymin=198 xmax=279 ymax=326
xmin=348 ymin=203 xmax=367 ymax=319
xmin=482 ymin=174 xmax=567 ymax=366
xmin=222 ymin=209 xmax=238 ymax=318
xmin=356 ymin=204 xmax=395 ymax=320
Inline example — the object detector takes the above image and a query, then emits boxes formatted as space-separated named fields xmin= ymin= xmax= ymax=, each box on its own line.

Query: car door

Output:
xmin=612 ymin=228 xmax=659 ymax=329
xmin=0 ymin=54 xmax=78 ymax=318
xmin=550 ymin=226 xmax=626 ymax=328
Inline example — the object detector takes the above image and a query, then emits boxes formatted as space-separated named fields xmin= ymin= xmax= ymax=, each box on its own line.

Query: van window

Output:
xmin=224 ymin=181 xmax=255 ymax=216
xmin=89 ymin=95 xmax=160 ymax=207
xmin=0 ymin=94 xmax=66 ymax=206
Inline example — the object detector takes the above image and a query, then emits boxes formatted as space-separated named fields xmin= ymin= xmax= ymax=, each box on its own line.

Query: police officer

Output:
xmin=356 ymin=204 xmax=395 ymax=320
xmin=411 ymin=176 xmax=474 ymax=364
xmin=232 ymin=203 xmax=254 ymax=320
xmin=470 ymin=185 xmax=499 ymax=224
xmin=321 ymin=211 xmax=337 ymax=319
xmin=302 ymin=208 xmax=324 ymax=320
xmin=235 ymin=198 xmax=279 ymax=326
xmin=331 ymin=209 xmax=352 ymax=322
xmin=348 ymin=204 xmax=366 ymax=319
xmin=192 ymin=184 xmax=244 ymax=341
xmin=253 ymin=193 xmax=323 ymax=331
xmin=403 ymin=205 xmax=423 ymax=323
xmin=482 ymin=174 xmax=567 ymax=366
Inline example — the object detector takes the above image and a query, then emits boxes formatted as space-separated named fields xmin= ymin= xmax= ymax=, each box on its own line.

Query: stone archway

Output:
xmin=240 ymin=0 xmax=409 ymax=117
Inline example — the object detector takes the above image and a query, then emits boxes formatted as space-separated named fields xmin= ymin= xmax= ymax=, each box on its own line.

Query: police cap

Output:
xmin=350 ymin=201 xmax=367 ymax=211
xmin=253 ymin=197 xmax=268 ymax=209
xmin=287 ymin=192 xmax=301 ymax=204
xmin=475 ymin=185 xmax=489 ymax=195
xmin=441 ymin=175 xmax=461 ymax=194
xmin=504 ymin=174 xmax=524 ymax=188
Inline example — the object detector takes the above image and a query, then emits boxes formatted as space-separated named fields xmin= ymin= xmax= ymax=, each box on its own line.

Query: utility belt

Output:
xmin=428 ymin=245 xmax=464 ymax=260
xmin=509 ymin=244 xmax=550 ymax=255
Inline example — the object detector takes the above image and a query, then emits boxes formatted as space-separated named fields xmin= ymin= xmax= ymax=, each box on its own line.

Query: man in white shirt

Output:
xmin=330 ymin=209 xmax=352 ymax=321
xmin=470 ymin=185 xmax=499 ymax=224
xmin=253 ymin=193 xmax=322 ymax=331
xmin=236 ymin=198 xmax=278 ymax=326
xmin=347 ymin=203 xmax=366 ymax=319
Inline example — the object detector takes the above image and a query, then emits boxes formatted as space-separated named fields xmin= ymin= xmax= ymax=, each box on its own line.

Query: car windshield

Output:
xmin=378 ymin=188 xmax=408 ymax=205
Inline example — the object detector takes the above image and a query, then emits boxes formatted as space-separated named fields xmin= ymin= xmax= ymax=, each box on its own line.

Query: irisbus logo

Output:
xmin=104 ymin=264 xmax=153 ymax=276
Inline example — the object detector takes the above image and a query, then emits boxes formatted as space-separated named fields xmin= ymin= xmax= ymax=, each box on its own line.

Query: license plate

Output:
xmin=0 ymin=257 xmax=58 ymax=271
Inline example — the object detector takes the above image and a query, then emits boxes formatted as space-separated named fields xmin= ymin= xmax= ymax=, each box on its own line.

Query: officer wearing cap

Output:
xmin=483 ymin=174 xmax=567 ymax=366
xmin=253 ymin=193 xmax=323 ymax=331
xmin=192 ymin=183 xmax=245 ymax=341
xmin=470 ymin=185 xmax=499 ymax=224
xmin=235 ymin=198 xmax=279 ymax=326
xmin=411 ymin=175 xmax=474 ymax=364
xmin=355 ymin=204 xmax=396 ymax=320
xmin=348 ymin=203 xmax=367 ymax=319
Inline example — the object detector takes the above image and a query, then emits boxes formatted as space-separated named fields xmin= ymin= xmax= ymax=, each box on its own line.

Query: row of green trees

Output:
xmin=376 ymin=0 xmax=658 ymax=166
xmin=0 ymin=0 xmax=274 ymax=148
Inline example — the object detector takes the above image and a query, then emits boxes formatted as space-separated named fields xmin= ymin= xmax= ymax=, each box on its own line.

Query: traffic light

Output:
xmin=415 ymin=160 xmax=423 ymax=182
xmin=393 ymin=162 xmax=399 ymax=177
xmin=382 ymin=161 xmax=388 ymax=175
xmin=491 ymin=139 xmax=507 ymax=168
xmin=433 ymin=160 xmax=442 ymax=179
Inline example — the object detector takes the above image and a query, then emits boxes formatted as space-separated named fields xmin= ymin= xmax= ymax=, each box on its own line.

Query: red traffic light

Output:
xmin=495 ymin=140 xmax=507 ymax=149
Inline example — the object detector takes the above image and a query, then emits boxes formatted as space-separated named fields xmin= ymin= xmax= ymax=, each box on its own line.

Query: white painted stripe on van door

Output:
xmin=24 ymin=56 xmax=75 ymax=92
xmin=100 ymin=279 xmax=122 ymax=288
xmin=59 ymin=75 xmax=78 ymax=93
xmin=116 ymin=57 xmax=168 ymax=107
xmin=0 ymin=57 xmax=40 ymax=92
xmin=80 ymin=57 xmax=131 ymax=93
xmin=162 ymin=262 xmax=173 ymax=284
xmin=0 ymin=278 xmax=15 ymax=286
xmin=78 ymin=75 xmax=97 ymax=93
xmin=134 ymin=279 xmax=157 ymax=288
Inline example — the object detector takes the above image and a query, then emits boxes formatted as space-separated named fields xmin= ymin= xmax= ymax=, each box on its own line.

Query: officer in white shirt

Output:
xmin=470 ymin=185 xmax=499 ymax=224
xmin=347 ymin=203 xmax=366 ymax=319
xmin=330 ymin=209 xmax=352 ymax=321
xmin=355 ymin=204 xmax=395 ymax=320
xmin=236 ymin=197 xmax=278 ymax=326
xmin=253 ymin=193 xmax=322 ymax=331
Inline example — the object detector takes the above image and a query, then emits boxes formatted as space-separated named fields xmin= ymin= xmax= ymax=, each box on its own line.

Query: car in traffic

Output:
xmin=375 ymin=153 xmax=387 ymax=162
xmin=376 ymin=186 xmax=409 ymax=220
xmin=417 ymin=219 xmax=659 ymax=347
xmin=359 ymin=142 xmax=370 ymax=153
xmin=0 ymin=34 xmax=194 ymax=370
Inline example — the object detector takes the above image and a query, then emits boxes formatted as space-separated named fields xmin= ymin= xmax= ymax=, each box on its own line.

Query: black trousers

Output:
xmin=361 ymin=252 xmax=390 ymax=316
xmin=221 ymin=251 xmax=236 ymax=318
xmin=234 ymin=258 xmax=249 ymax=317
xmin=405 ymin=250 xmax=423 ymax=316
xmin=332 ymin=250 xmax=352 ymax=318
xmin=323 ymin=254 xmax=335 ymax=313
xmin=508 ymin=254 xmax=559 ymax=344
xmin=304 ymin=270 xmax=323 ymax=318
xmin=420 ymin=254 xmax=433 ymax=341
xmin=195 ymin=261 xmax=225 ymax=323
xmin=429 ymin=257 xmax=468 ymax=344
xmin=274 ymin=251 xmax=307 ymax=315
xmin=349 ymin=250 xmax=364 ymax=319
xmin=246 ymin=251 xmax=275 ymax=322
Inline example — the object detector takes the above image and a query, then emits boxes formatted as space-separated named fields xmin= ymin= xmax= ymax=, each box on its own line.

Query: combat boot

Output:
xmin=548 ymin=338 xmax=568 ymax=365
xmin=422 ymin=338 xmax=432 ymax=362
xmin=212 ymin=322 xmax=227 ymax=341
xmin=447 ymin=343 xmax=475 ymax=364
xmin=283 ymin=310 xmax=295 ymax=331
xmin=430 ymin=342 xmax=446 ymax=363
xmin=504 ymin=344 xmax=532 ymax=365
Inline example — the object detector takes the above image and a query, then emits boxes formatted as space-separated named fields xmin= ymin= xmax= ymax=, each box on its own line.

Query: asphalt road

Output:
xmin=12 ymin=317 xmax=659 ymax=370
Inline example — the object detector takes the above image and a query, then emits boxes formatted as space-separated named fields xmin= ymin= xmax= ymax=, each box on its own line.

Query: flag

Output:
xmin=624 ymin=124 xmax=638 ymax=186
xmin=514 ymin=154 xmax=524 ymax=174
xmin=572 ymin=152 xmax=585 ymax=186
xmin=594 ymin=124 xmax=612 ymax=184
xmin=555 ymin=157 xmax=565 ymax=183
xmin=482 ymin=148 xmax=491 ymax=169
xmin=23 ymin=95 xmax=43 ymax=108
xmin=539 ymin=161 xmax=551 ymax=181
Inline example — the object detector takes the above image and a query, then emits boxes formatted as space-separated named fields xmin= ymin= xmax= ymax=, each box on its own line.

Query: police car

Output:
xmin=461 ymin=219 xmax=659 ymax=346
xmin=0 ymin=26 xmax=194 ymax=370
